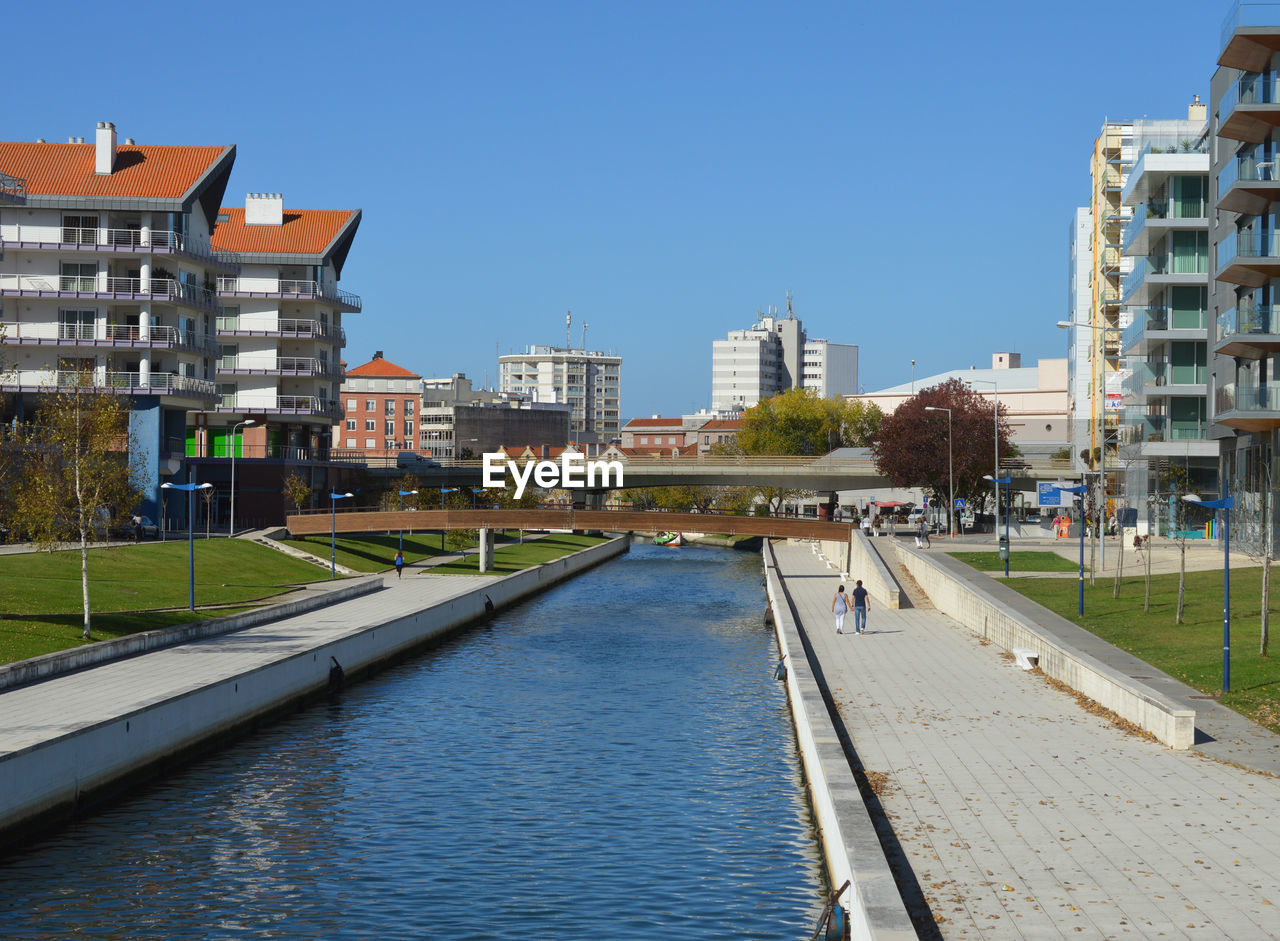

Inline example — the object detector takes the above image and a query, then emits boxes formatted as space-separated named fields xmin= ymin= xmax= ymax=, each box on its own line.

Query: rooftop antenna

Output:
xmin=566 ymin=310 xmax=572 ymax=350
xmin=786 ymin=289 xmax=794 ymax=319
xmin=581 ymin=321 xmax=589 ymax=350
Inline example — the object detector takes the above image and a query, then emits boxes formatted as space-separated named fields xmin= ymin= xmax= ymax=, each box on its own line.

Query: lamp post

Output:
xmin=441 ymin=487 xmax=455 ymax=550
xmin=229 ymin=418 xmax=256 ymax=538
xmin=1058 ymin=320 xmax=1123 ymax=571
xmin=925 ymin=406 xmax=954 ymax=537
xmin=984 ymin=474 xmax=1012 ymax=576
xmin=398 ymin=488 xmax=418 ymax=553
xmin=967 ymin=378 xmax=1000 ymax=548
xmin=1183 ymin=492 xmax=1234 ymax=692
xmin=329 ymin=491 xmax=354 ymax=578
xmin=1060 ymin=481 xmax=1089 ymax=615
xmin=160 ymin=480 xmax=213 ymax=611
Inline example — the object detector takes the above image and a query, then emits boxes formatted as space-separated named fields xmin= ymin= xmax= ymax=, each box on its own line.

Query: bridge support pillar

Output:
xmin=478 ymin=528 xmax=494 ymax=573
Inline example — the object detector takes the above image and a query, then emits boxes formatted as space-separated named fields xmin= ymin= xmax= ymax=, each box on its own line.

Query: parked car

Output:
xmin=120 ymin=515 xmax=160 ymax=539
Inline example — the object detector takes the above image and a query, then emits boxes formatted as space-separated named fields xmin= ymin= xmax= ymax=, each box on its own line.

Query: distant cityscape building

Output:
xmin=711 ymin=297 xmax=857 ymax=411
xmin=420 ymin=372 xmax=569 ymax=459
xmin=334 ymin=352 xmax=421 ymax=458
xmin=620 ymin=409 xmax=743 ymax=455
xmin=498 ymin=343 xmax=621 ymax=442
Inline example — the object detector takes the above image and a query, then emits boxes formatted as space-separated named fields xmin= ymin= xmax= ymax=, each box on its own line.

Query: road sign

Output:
xmin=1037 ymin=482 xmax=1062 ymax=507
xmin=954 ymin=498 xmax=965 ymax=509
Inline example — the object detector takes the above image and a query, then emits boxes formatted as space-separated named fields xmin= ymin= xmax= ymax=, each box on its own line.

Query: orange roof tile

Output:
xmin=345 ymin=356 xmax=420 ymax=378
xmin=700 ymin=419 xmax=742 ymax=430
xmin=623 ymin=417 xmax=681 ymax=428
xmin=0 ymin=142 xmax=230 ymax=200
xmin=211 ymin=207 xmax=357 ymax=255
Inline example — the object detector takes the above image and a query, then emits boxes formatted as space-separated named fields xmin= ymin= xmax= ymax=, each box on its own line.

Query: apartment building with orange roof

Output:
xmin=0 ymin=122 xmax=236 ymax=517
xmin=333 ymin=352 xmax=422 ymax=460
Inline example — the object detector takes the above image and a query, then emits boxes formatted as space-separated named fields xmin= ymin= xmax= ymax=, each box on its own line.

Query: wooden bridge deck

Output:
xmin=285 ymin=508 xmax=855 ymax=542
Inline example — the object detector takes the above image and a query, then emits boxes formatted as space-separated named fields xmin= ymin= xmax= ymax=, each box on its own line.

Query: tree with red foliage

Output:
xmin=871 ymin=378 xmax=1014 ymax=530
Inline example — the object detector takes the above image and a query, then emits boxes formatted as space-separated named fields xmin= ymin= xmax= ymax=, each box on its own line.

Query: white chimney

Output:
xmin=95 ymin=122 xmax=116 ymax=174
xmin=245 ymin=192 xmax=284 ymax=226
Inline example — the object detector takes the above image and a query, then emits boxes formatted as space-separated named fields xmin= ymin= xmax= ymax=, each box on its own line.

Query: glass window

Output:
xmin=385 ymin=399 xmax=396 ymax=415
xmin=404 ymin=420 xmax=414 ymax=437
xmin=345 ymin=437 xmax=356 ymax=448
xmin=365 ymin=438 xmax=375 ymax=449
xmin=385 ymin=419 xmax=395 ymax=436
xmin=365 ymin=399 xmax=376 ymax=411
xmin=347 ymin=398 xmax=356 ymax=411
xmin=345 ymin=419 xmax=356 ymax=431
xmin=365 ymin=419 xmax=376 ymax=432
xmin=404 ymin=400 xmax=414 ymax=416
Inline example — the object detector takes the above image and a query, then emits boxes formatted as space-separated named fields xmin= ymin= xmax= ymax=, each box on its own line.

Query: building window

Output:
xmin=365 ymin=399 xmax=376 ymax=411
xmin=385 ymin=400 xmax=396 ymax=416
xmin=385 ymin=419 xmax=395 ymax=436
xmin=404 ymin=420 xmax=414 ymax=437
xmin=345 ymin=419 xmax=356 ymax=431
xmin=365 ymin=419 xmax=376 ymax=432
xmin=347 ymin=398 xmax=356 ymax=411
xmin=640 ymin=436 xmax=648 ymax=444
xmin=365 ymin=438 xmax=376 ymax=449
xmin=385 ymin=439 xmax=396 ymax=450
xmin=345 ymin=437 xmax=356 ymax=448
xmin=404 ymin=400 xmax=415 ymax=416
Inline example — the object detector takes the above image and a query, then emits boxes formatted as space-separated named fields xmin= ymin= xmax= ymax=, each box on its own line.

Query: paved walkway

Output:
xmin=0 ymin=570 xmax=492 ymax=759
xmin=773 ymin=541 xmax=1280 ymax=939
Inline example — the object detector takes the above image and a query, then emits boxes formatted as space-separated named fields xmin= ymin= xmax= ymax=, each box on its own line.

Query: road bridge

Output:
xmin=286 ymin=507 xmax=857 ymax=542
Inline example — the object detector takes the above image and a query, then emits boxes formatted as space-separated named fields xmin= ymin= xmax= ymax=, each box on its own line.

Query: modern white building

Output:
xmin=711 ymin=298 xmax=857 ymax=410
xmin=1066 ymin=206 xmax=1093 ymax=469
xmin=498 ymin=344 xmax=621 ymax=441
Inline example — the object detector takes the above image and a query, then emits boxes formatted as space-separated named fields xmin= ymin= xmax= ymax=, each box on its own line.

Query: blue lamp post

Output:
xmin=1183 ymin=492 xmax=1234 ymax=692
xmin=1060 ymin=481 xmax=1089 ymax=616
xmin=398 ymin=489 xmax=418 ymax=553
xmin=984 ymin=474 xmax=1013 ymax=576
xmin=160 ymin=480 xmax=213 ymax=611
xmin=329 ymin=491 xmax=354 ymax=577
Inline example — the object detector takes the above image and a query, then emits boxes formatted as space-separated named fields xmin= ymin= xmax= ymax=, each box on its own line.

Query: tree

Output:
xmin=738 ymin=388 xmax=881 ymax=455
xmin=873 ymin=379 xmax=1013 ymax=532
xmin=282 ymin=472 xmax=312 ymax=515
xmin=1231 ymin=453 xmax=1272 ymax=657
xmin=5 ymin=370 xmax=142 ymax=639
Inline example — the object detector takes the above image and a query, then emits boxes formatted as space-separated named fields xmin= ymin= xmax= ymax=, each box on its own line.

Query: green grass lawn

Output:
xmin=0 ymin=540 xmax=328 ymax=664
xmin=281 ymin=531 xmax=457 ymax=573
xmin=428 ymin=534 xmax=608 ymax=575
xmin=996 ymin=567 xmax=1280 ymax=736
xmin=949 ymin=550 xmax=1086 ymax=573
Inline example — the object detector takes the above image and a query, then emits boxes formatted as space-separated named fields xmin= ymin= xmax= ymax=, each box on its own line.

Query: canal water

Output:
xmin=0 ymin=543 xmax=825 ymax=939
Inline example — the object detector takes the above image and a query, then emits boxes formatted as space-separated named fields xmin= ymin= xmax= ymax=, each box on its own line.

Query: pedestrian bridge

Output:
xmin=286 ymin=507 xmax=857 ymax=542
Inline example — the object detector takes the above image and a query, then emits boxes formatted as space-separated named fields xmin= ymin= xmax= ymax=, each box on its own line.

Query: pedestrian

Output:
xmin=861 ymin=514 xmax=871 ymax=538
xmin=394 ymin=549 xmax=404 ymax=579
xmin=831 ymin=584 xmax=849 ymax=635
xmin=851 ymin=579 xmax=870 ymax=634
xmin=918 ymin=516 xmax=931 ymax=548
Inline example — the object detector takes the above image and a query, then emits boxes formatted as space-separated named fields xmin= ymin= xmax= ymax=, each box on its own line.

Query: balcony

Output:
xmin=1217 ymin=155 xmax=1280 ymax=214
xmin=1215 ymin=303 xmax=1280 ymax=357
xmin=215 ymin=316 xmax=345 ymax=344
xmin=1122 ymin=199 xmax=1207 ymax=256
xmin=0 ymin=224 xmax=237 ymax=271
xmin=0 ymin=320 xmax=218 ymax=354
xmin=1216 ymin=379 xmax=1280 ymax=430
xmin=1219 ymin=71 xmax=1280 ymax=143
xmin=1123 ymin=253 xmax=1209 ymax=307
xmin=1220 ymin=3 xmax=1280 ymax=72
xmin=0 ymin=170 xmax=26 ymax=204
xmin=216 ymin=356 xmax=342 ymax=379
xmin=215 ymin=395 xmax=341 ymax=421
xmin=1216 ymin=228 xmax=1280 ymax=286
xmin=0 ymin=369 xmax=217 ymax=402
xmin=216 ymin=277 xmax=361 ymax=312
xmin=0 ymin=275 xmax=219 ymax=311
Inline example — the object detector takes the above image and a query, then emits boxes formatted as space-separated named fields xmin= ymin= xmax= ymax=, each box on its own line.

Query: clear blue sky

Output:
xmin=9 ymin=0 xmax=1224 ymax=418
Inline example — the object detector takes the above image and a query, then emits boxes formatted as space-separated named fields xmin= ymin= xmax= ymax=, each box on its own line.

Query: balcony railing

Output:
xmin=1218 ymin=380 xmax=1280 ymax=413
xmin=215 ymin=316 xmax=345 ymax=342
xmin=43 ymin=370 xmax=217 ymax=397
xmin=0 ymin=224 xmax=237 ymax=267
xmin=1218 ymin=303 xmax=1278 ymax=341
xmin=217 ymin=356 xmax=340 ymax=377
xmin=0 ymin=170 xmax=26 ymax=203
xmin=0 ymin=320 xmax=217 ymax=350
xmin=216 ymin=395 xmax=341 ymax=418
xmin=1222 ymin=3 xmax=1280 ymax=55
xmin=0 ymin=274 xmax=218 ymax=309
xmin=217 ymin=277 xmax=362 ymax=310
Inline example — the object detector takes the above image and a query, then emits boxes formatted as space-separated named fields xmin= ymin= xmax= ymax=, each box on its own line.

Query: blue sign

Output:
xmin=953 ymin=497 xmax=965 ymax=509
xmin=1037 ymin=482 xmax=1062 ymax=507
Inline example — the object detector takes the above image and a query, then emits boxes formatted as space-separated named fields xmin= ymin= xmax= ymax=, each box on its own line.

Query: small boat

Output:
xmin=653 ymin=531 xmax=683 ymax=547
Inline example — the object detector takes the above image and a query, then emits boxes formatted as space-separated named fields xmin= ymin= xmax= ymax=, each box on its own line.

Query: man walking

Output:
xmin=851 ymin=579 xmax=870 ymax=634
xmin=917 ymin=517 xmax=931 ymax=548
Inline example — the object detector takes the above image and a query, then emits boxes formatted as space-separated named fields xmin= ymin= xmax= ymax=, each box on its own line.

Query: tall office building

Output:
xmin=498 ymin=344 xmax=621 ymax=442
xmin=1118 ymin=105 xmax=1214 ymax=530
xmin=801 ymin=338 xmax=859 ymax=398
xmin=1210 ymin=10 xmax=1280 ymax=547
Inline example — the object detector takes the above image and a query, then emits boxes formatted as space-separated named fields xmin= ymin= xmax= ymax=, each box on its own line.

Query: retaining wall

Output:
xmin=893 ymin=543 xmax=1195 ymax=750
xmin=764 ymin=541 xmax=915 ymax=941
xmin=0 ymin=536 xmax=629 ymax=841
xmin=817 ymin=532 xmax=903 ymax=609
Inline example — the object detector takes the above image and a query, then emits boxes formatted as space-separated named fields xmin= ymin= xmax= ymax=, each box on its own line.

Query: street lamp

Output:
xmin=1060 ymin=481 xmax=1089 ymax=615
xmin=984 ymin=474 xmax=1013 ymax=576
xmin=229 ymin=418 xmax=256 ymax=538
xmin=1058 ymin=319 xmax=1123 ymax=570
xmin=398 ymin=488 xmax=418 ymax=553
xmin=924 ymin=406 xmax=954 ymax=537
xmin=160 ymin=480 xmax=213 ymax=611
xmin=330 ymin=491 xmax=354 ymax=578
xmin=1183 ymin=492 xmax=1235 ymax=692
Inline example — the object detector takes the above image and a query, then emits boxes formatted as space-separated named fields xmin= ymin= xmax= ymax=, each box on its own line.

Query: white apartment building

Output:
xmin=498 ymin=345 xmax=621 ymax=441
xmin=1066 ymin=206 xmax=1093 ymax=469
xmin=801 ymin=338 xmax=859 ymax=398
xmin=0 ymin=124 xmax=236 ymax=516
xmin=208 ymin=193 xmax=361 ymax=461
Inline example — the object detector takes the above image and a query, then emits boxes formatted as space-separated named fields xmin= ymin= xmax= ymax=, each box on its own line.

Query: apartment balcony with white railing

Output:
xmin=215 ymin=315 xmax=346 ymax=345
xmin=0 ymin=320 xmax=218 ymax=353
xmin=217 ymin=277 xmax=361 ymax=311
xmin=1216 ymin=227 xmax=1280 ymax=286
xmin=0 ymin=368 xmax=218 ymax=401
xmin=0 ymin=224 xmax=238 ymax=271
xmin=215 ymin=393 xmax=342 ymax=421
xmin=216 ymin=355 xmax=342 ymax=379
xmin=1215 ymin=302 xmax=1280 ymax=357
xmin=0 ymin=274 xmax=219 ymax=311
xmin=1216 ymin=379 xmax=1280 ymax=430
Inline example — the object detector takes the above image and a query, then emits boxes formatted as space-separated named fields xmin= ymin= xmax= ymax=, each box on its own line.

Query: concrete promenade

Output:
xmin=772 ymin=541 xmax=1280 ymax=939
xmin=0 ymin=537 xmax=628 ymax=841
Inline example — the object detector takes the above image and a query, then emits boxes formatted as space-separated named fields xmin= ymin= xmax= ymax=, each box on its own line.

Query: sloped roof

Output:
xmin=700 ymin=419 xmax=742 ymax=431
xmin=0 ymin=141 xmax=232 ymax=200
xmin=345 ymin=356 xmax=419 ymax=379
xmin=211 ymin=207 xmax=359 ymax=256
xmin=623 ymin=416 xmax=681 ymax=428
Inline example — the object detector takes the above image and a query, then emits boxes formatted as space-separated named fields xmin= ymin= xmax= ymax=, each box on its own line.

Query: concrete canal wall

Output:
xmin=763 ymin=541 xmax=915 ymax=941
xmin=0 ymin=536 xmax=629 ymax=842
